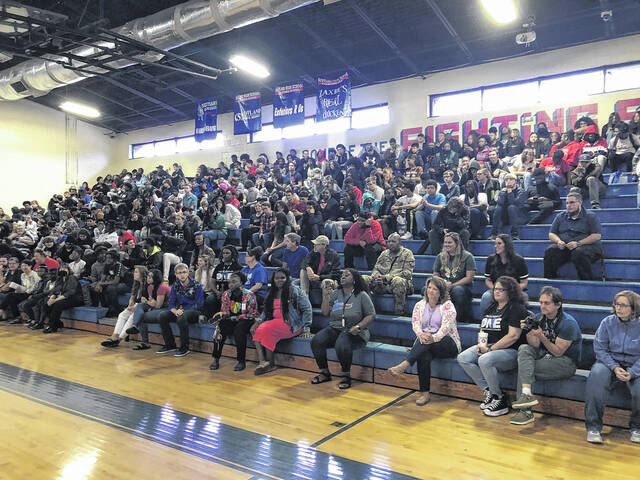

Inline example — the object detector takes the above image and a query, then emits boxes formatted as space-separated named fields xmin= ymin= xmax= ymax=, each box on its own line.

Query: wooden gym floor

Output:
xmin=0 ymin=326 xmax=638 ymax=479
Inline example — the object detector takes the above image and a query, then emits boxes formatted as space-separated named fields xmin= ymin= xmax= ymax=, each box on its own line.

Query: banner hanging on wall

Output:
xmin=234 ymin=92 xmax=262 ymax=135
xmin=194 ymin=98 xmax=218 ymax=142
xmin=316 ymin=72 xmax=351 ymax=123
xmin=273 ymin=81 xmax=305 ymax=128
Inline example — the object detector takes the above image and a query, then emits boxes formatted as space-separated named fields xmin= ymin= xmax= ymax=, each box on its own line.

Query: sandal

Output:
xmin=133 ymin=343 xmax=150 ymax=350
xmin=338 ymin=377 xmax=352 ymax=389
xmin=311 ymin=372 xmax=332 ymax=384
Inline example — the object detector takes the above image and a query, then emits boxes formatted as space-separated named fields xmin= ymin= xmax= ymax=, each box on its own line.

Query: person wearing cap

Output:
xmin=524 ymin=168 xmax=561 ymax=225
xmin=343 ymin=212 xmax=386 ymax=270
xmin=362 ymin=233 xmax=414 ymax=316
xmin=570 ymin=153 xmax=607 ymax=210
xmin=299 ymin=235 xmax=340 ymax=295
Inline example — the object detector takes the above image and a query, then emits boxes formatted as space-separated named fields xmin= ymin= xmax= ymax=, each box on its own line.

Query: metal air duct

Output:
xmin=0 ymin=0 xmax=318 ymax=101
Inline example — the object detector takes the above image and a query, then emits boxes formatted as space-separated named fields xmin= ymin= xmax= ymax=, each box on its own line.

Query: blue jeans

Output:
xmin=450 ymin=285 xmax=472 ymax=323
xmin=585 ymin=361 xmax=640 ymax=432
xmin=457 ymin=346 xmax=518 ymax=396
xmin=199 ymin=230 xmax=227 ymax=250
xmin=414 ymin=210 xmax=438 ymax=236
xmin=479 ymin=289 xmax=494 ymax=318
xmin=131 ymin=302 xmax=148 ymax=327
xmin=491 ymin=204 xmax=525 ymax=236
xmin=252 ymin=232 xmax=272 ymax=250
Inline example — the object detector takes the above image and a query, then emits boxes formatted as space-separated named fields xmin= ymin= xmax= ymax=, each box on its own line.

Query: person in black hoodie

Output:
xmin=42 ymin=262 xmax=83 ymax=333
xmin=298 ymin=201 xmax=324 ymax=250
xmin=207 ymin=245 xmax=242 ymax=317
xmin=525 ymin=168 xmax=561 ymax=224
xmin=319 ymin=189 xmax=340 ymax=223
xmin=423 ymin=198 xmax=470 ymax=255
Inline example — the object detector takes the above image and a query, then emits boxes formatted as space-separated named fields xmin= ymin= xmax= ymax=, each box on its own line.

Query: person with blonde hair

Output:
xmin=585 ymin=290 xmax=640 ymax=444
xmin=388 ymin=276 xmax=461 ymax=405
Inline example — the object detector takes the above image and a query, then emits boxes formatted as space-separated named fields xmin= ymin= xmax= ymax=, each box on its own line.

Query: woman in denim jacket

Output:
xmin=251 ymin=268 xmax=312 ymax=375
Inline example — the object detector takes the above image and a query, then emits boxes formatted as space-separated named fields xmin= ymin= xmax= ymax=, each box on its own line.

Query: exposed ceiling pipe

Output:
xmin=0 ymin=0 xmax=318 ymax=101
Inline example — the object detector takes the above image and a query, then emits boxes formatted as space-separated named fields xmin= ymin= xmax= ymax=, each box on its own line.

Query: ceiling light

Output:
xmin=481 ymin=0 xmax=517 ymax=24
xmin=60 ymin=101 xmax=101 ymax=118
xmin=229 ymin=55 xmax=270 ymax=78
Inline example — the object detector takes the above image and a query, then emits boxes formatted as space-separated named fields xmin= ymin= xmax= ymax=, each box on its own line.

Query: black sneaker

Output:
xmin=479 ymin=389 xmax=493 ymax=409
xmin=483 ymin=395 xmax=509 ymax=417
xmin=156 ymin=346 xmax=177 ymax=354
xmin=174 ymin=349 xmax=191 ymax=357
xmin=125 ymin=326 xmax=139 ymax=335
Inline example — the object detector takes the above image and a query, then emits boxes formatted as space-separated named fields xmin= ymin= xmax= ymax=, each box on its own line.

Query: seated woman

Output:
xmin=311 ymin=268 xmax=376 ymax=390
xmin=217 ymin=196 xmax=241 ymax=231
xmin=2 ymin=259 xmax=40 ymax=324
xmin=209 ymin=272 xmax=259 ymax=372
xmin=480 ymin=234 xmax=528 ymax=315
xmin=298 ymin=200 xmax=324 ymax=250
xmin=129 ymin=269 xmax=170 ymax=350
xmin=251 ymin=268 xmax=312 ymax=375
xmin=100 ymin=265 xmax=148 ymax=348
xmin=260 ymin=212 xmax=291 ymax=267
xmin=41 ymin=262 xmax=84 ymax=333
xmin=198 ymin=203 xmax=227 ymax=252
xmin=459 ymin=180 xmax=488 ymax=240
xmin=432 ymin=232 xmax=476 ymax=323
xmin=388 ymin=276 xmax=461 ymax=406
xmin=457 ymin=276 xmax=527 ymax=417
xmin=194 ymin=253 xmax=215 ymax=300
xmin=585 ymin=290 xmax=640 ymax=444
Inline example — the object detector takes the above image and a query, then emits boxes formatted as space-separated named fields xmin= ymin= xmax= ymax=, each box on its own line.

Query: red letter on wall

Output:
xmin=615 ymin=98 xmax=640 ymax=121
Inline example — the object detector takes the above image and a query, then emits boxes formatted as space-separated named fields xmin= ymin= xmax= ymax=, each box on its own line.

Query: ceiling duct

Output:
xmin=0 ymin=0 xmax=318 ymax=101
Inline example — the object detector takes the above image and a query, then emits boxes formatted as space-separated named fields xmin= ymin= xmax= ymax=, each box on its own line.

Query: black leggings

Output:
xmin=406 ymin=335 xmax=458 ymax=392
xmin=310 ymin=326 xmax=366 ymax=374
xmin=211 ymin=318 xmax=254 ymax=362
xmin=42 ymin=295 xmax=84 ymax=329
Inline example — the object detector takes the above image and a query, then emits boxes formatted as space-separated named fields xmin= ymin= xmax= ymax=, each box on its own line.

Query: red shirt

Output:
xmin=35 ymin=257 xmax=59 ymax=271
xmin=344 ymin=219 xmax=386 ymax=247
xmin=539 ymin=157 xmax=570 ymax=177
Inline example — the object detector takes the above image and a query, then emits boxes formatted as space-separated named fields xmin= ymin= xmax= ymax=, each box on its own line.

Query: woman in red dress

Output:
xmin=251 ymin=268 xmax=312 ymax=375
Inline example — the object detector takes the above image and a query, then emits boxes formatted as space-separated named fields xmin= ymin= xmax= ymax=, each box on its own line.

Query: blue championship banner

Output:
xmin=316 ymin=72 xmax=351 ymax=122
xmin=194 ymin=98 xmax=218 ymax=142
xmin=273 ymin=81 xmax=305 ymax=128
xmin=234 ymin=91 xmax=262 ymax=135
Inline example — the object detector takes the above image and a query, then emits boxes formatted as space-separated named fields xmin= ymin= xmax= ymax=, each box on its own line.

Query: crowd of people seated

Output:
xmin=1 ymin=109 xmax=639 ymax=444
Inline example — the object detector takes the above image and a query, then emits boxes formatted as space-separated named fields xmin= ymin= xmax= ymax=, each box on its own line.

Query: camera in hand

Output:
xmin=522 ymin=310 xmax=539 ymax=331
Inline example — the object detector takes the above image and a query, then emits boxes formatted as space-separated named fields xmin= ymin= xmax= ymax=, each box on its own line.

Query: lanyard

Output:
xmin=341 ymin=292 xmax=353 ymax=328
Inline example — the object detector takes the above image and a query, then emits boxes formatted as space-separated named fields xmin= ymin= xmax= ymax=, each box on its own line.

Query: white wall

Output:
xmin=0 ymin=99 xmax=113 ymax=210
xmin=73 ymin=33 xmax=640 ymax=177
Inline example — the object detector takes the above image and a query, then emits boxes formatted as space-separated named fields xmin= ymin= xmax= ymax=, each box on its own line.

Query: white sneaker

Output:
xmin=631 ymin=430 xmax=640 ymax=444
xmin=587 ymin=430 xmax=603 ymax=444
xmin=400 ymin=232 xmax=412 ymax=240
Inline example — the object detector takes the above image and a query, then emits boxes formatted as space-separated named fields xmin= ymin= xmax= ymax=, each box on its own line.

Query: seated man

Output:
xmin=362 ymin=233 xmax=415 ymax=315
xmin=157 ymin=263 xmax=204 ymax=357
xmin=525 ymin=168 xmax=561 ymax=224
xmin=510 ymin=286 xmax=582 ymax=425
xmin=343 ymin=212 xmax=386 ymax=270
xmin=90 ymin=250 xmax=129 ymax=317
xmin=414 ymin=180 xmax=446 ymax=240
xmin=423 ymin=197 xmax=470 ymax=256
xmin=390 ymin=182 xmax=423 ymax=240
xmin=281 ymin=233 xmax=309 ymax=280
xmin=490 ymin=173 xmax=527 ymax=240
xmin=543 ymin=191 xmax=603 ymax=280
xmin=569 ymin=154 xmax=607 ymax=210
xmin=299 ymin=235 xmax=340 ymax=295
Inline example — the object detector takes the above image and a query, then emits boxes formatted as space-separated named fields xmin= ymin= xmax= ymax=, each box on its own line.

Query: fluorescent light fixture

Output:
xmin=60 ymin=101 xmax=101 ymax=118
xmin=229 ymin=55 xmax=270 ymax=78
xmin=481 ymin=0 xmax=517 ymax=24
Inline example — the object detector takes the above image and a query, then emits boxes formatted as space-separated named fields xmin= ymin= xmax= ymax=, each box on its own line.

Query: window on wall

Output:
xmin=431 ymin=90 xmax=481 ymax=117
xmin=250 ymin=103 xmax=389 ymax=143
xmin=429 ymin=61 xmax=640 ymax=117
xmin=130 ymin=133 xmax=224 ymax=159
xmin=605 ymin=64 xmax=640 ymax=92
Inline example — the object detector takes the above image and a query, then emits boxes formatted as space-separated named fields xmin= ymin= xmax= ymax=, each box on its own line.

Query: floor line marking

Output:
xmin=310 ymin=390 xmax=414 ymax=448
xmin=0 ymin=384 xmax=282 ymax=480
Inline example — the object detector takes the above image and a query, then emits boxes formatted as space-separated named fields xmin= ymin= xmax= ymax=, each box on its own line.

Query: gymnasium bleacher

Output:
xmin=61 ymin=172 xmax=639 ymax=427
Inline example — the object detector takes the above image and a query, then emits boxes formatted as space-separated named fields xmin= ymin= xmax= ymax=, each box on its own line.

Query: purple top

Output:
xmin=421 ymin=303 xmax=443 ymax=334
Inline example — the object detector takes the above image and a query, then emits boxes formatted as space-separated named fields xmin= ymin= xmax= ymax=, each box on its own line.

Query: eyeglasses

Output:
xmin=493 ymin=287 xmax=507 ymax=292
xmin=614 ymin=303 xmax=631 ymax=309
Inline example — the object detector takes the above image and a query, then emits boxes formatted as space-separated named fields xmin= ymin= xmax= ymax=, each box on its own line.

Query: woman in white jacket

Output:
xmin=388 ymin=276 xmax=461 ymax=406
xmin=216 ymin=197 xmax=241 ymax=230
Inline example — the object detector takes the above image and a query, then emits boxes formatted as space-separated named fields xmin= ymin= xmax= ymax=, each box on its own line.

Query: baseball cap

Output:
xmin=311 ymin=235 xmax=330 ymax=246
